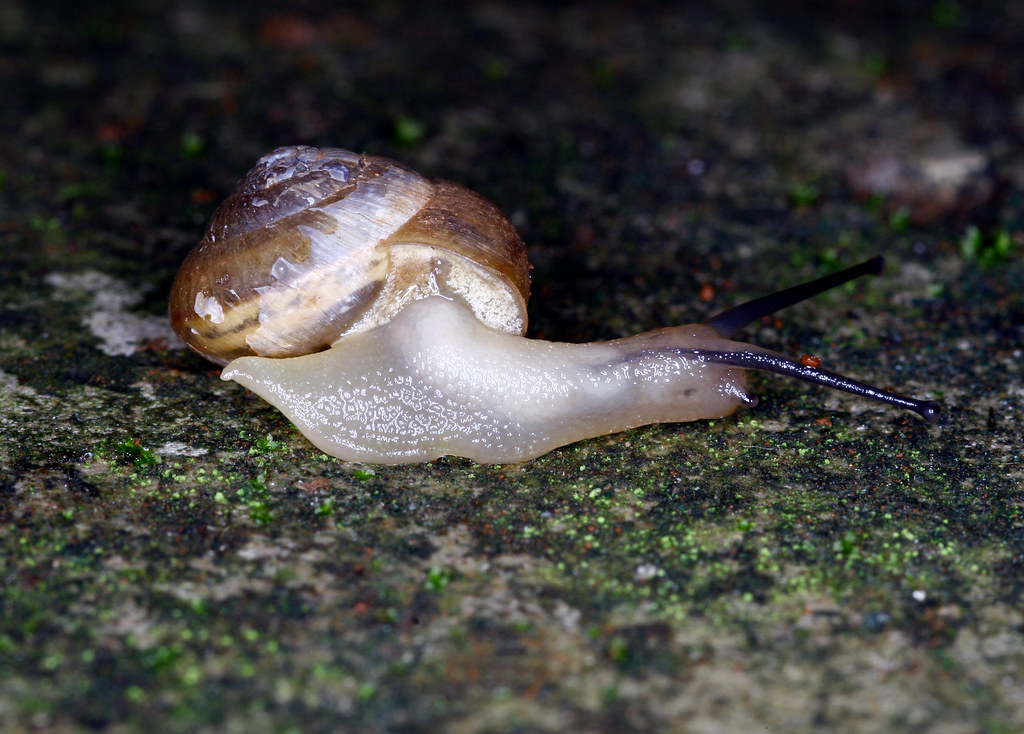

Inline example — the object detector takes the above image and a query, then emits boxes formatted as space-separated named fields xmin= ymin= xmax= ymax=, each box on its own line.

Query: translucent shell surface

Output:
xmin=169 ymin=146 xmax=531 ymax=366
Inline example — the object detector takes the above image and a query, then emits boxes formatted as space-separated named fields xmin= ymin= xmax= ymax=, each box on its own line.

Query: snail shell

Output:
xmin=170 ymin=146 xmax=530 ymax=366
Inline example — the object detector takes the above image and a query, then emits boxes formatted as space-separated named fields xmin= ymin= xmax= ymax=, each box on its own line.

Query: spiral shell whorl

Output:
xmin=208 ymin=146 xmax=362 ymax=243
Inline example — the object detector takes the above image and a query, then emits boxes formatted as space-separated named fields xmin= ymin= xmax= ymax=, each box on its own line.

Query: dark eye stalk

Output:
xmin=703 ymin=256 xmax=940 ymax=422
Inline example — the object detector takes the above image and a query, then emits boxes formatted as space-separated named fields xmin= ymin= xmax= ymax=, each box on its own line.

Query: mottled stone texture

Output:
xmin=1 ymin=1 xmax=1022 ymax=732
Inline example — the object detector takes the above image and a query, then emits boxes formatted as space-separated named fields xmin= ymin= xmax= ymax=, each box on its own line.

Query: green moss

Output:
xmin=112 ymin=439 xmax=162 ymax=468
xmin=961 ymin=225 xmax=1019 ymax=268
xmin=392 ymin=115 xmax=426 ymax=146
xmin=789 ymin=182 xmax=820 ymax=207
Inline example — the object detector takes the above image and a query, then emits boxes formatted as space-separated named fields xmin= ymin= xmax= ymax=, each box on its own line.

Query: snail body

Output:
xmin=222 ymin=296 xmax=753 ymax=463
xmin=170 ymin=146 xmax=939 ymax=464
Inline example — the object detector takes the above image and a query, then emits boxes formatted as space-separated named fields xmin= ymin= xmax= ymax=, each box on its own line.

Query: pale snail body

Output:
xmin=170 ymin=146 xmax=939 ymax=465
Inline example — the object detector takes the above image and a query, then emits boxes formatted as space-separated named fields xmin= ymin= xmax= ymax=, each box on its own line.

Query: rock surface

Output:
xmin=1 ymin=1 xmax=1022 ymax=731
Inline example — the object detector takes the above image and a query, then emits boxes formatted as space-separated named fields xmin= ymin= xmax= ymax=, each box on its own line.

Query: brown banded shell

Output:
xmin=169 ymin=146 xmax=531 ymax=366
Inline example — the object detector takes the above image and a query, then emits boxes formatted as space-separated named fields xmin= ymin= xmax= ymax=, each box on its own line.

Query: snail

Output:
xmin=169 ymin=146 xmax=940 ymax=465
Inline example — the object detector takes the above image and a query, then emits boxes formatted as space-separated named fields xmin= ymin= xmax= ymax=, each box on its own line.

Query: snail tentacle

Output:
xmin=685 ymin=346 xmax=941 ymax=421
xmin=705 ymin=256 xmax=886 ymax=337
xmin=699 ymin=255 xmax=939 ymax=421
